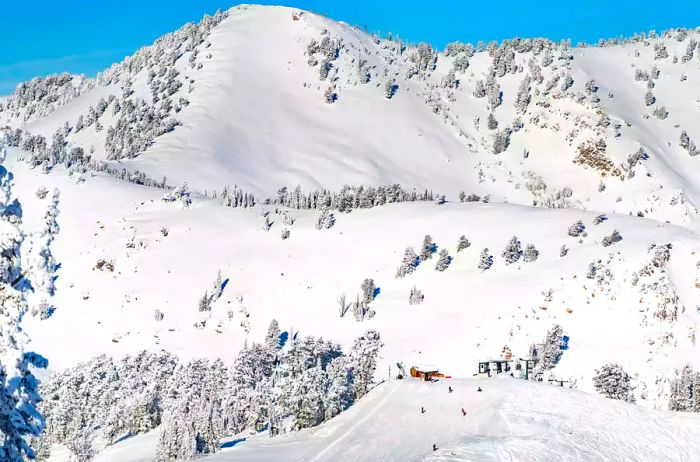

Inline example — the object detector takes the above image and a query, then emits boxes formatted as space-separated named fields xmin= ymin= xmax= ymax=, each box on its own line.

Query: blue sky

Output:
xmin=2 ymin=1 xmax=699 ymax=94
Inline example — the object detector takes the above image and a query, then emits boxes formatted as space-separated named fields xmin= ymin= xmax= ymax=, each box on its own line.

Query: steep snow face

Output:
xmin=42 ymin=378 xmax=700 ymax=462
xmin=4 ymin=6 xmax=700 ymax=229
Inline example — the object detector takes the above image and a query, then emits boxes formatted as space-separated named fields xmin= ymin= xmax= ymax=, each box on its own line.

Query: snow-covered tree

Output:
xmin=592 ymin=363 xmax=635 ymax=403
xmin=487 ymin=113 xmax=498 ymax=130
xmin=349 ymin=331 xmax=382 ymax=399
xmin=65 ymin=427 xmax=96 ymax=462
xmin=384 ymin=80 xmax=396 ymax=99
xmin=602 ymin=229 xmax=622 ymax=247
xmin=265 ymin=319 xmax=281 ymax=350
xmin=396 ymin=247 xmax=419 ymax=278
xmin=419 ymin=235 xmax=436 ymax=261
xmin=456 ymin=235 xmax=471 ymax=252
xmin=408 ymin=286 xmax=424 ymax=305
xmin=559 ymin=245 xmax=568 ymax=257
xmin=668 ymin=364 xmax=700 ymax=412
xmin=434 ymin=249 xmax=451 ymax=271
xmin=0 ymin=141 xmax=51 ymax=462
xmin=478 ymin=248 xmax=493 ymax=271
xmin=316 ymin=208 xmax=335 ymax=230
xmin=567 ymin=220 xmax=586 ymax=237
xmin=501 ymin=236 xmax=523 ymax=265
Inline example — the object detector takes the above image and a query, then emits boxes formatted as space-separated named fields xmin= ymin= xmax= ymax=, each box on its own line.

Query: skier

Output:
xmin=433 ymin=444 xmax=438 ymax=451
xmin=477 ymin=386 xmax=482 ymax=392
xmin=448 ymin=386 xmax=453 ymax=393
xmin=421 ymin=406 xmax=426 ymax=414
xmin=461 ymin=408 xmax=467 ymax=416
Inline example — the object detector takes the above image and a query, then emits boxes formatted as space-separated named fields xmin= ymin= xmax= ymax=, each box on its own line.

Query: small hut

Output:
xmin=410 ymin=365 xmax=441 ymax=381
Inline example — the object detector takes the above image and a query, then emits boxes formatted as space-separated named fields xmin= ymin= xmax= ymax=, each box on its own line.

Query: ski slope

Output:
xmin=44 ymin=377 xmax=700 ymax=462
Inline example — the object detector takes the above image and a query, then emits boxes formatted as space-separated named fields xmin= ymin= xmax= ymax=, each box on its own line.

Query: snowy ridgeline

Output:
xmin=35 ymin=327 xmax=382 ymax=461
xmin=3 ymin=5 xmax=700 ymax=230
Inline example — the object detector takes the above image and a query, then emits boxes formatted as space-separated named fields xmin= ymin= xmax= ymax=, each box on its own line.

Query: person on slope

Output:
xmin=448 ymin=386 xmax=453 ymax=393
xmin=477 ymin=386 xmax=483 ymax=392
xmin=433 ymin=444 xmax=438 ymax=451
xmin=421 ymin=406 xmax=426 ymax=414
xmin=461 ymin=408 xmax=467 ymax=416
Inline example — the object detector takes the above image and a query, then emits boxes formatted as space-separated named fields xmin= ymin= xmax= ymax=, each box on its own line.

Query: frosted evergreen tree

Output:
xmin=593 ymin=214 xmax=607 ymax=225
xmin=265 ymin=319 xmax=281 ymax=350
xmin=515 ymin=76 xmax=531 ymax=114
xmin=501 ymin=236 xmax=523 ymax=265
xmin=567 ymin=220 xmax=586 ymax=237
xmin=592 ymin=363 xmax=635 ymax=403
xmin=478 ymin=248 xmax=493 ymax=271
xmin=487 ymin=113 xmax=498 ymax=130
xmin=419 ymin=235 xmax=436 ymax=261
xmin=408 ymin=286 xmax=424 ymax=305
xmin=198 ymin=291 xmax=211 ymax=312
xmin=492 ymin=128 xmax=511 ymax=154
xmin=281 ymin=228 xmax=290 ymax=240
xmin=602 ymin=229 xmax=622 ymax=247
xmin=434 ymin=249 xmax=451 ymax=271
xmin=456 ymin=235 xmax=471 ymax=252
xmin=644 ymin=90 xmax=656 ymax=106
xmin=316 ymin=208 xmax=335 ymax=230
xmin=535 ymin=324 xmax=565 ymax=372
xmin=668 ymin=365 xmax=700 ymax=412
xmin=361 ymin=278 xmax=376 ymax=306
xmin=523 ymin=244 xmax=539 ymax=262
xmin=486 ymin=76 xmax=501 ymax=110
xmin=384 ymin=80 xmax=396 ymax=99
xmin=323 ymin=86 xmax=337 ymax=104
xmin=396 ymin=247 xmax=419 ymax=278
xmin=680 ymin=130 xmax=690 ymax=150
xmin=65 ymin=427 xmax=96 ymax=462
xmin=473 ymin=79 xmax=486 ymax=98
xmin=559 ymin=245 xmax=568 ymax=257
xmin=349 ymin=331 xmax=382 ymax=399
xmin=0 ymin=141 xmax=51 ymax=462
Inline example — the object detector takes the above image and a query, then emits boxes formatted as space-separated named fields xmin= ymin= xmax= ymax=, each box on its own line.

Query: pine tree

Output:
xmin=592 ymin=363 xmax=635 ymax=403
xmin=0 ymin=141 xmax=51 ymax=462
xmin=434 ymin=249 xmax=451 ymax=271
xmin=535 ymin=324 xmax=565 ymax=372
xmin=559 ymin=245 xmax=568 ymax=257
xmin=408 ymin=286 xmax=424 ymax=305
xmin=457 ymin=235 xmax=471 ymax=252
xmin=361 ymin=279 xmax=376 ymax=306
xmin=501 ymin=236 xmax=523 ymax=265
xmin=349 ymin=331 xmax=382 ymax=399
xmin=419 ymin=235 xmax=436 ymax=261
xmin=487 ymin=113 xmax=498 ymax=130
xmin=265 ymin=319 xmax=281 ymax=350
xmin=567 ymin=220 xmax=586 ymax=237
xmin=478 ymin=248 xmax=493 ymax=271
xmin=602 ymin=230 xmax=622 ymax=247
xmin=66 ymin=427 xmax=96 ymax=462
xmin=396 ymin=247 xmax=419 ymax=278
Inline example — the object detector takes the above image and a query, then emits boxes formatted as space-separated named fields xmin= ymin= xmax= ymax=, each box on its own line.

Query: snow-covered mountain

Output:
xmin=3 ymin=4 xmax=700 ymax=461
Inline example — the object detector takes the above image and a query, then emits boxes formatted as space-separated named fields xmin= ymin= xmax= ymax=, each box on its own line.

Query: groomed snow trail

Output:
xmin=203 ymin=377 xmax=700 ymax=462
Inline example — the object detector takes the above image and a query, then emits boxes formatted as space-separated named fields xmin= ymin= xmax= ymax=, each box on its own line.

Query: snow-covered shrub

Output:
xmin=567 ymin=220 xmax=586 ymax=237
xmin=592 ymin=363 xmax=635 ymax=403
xmin=602 ymin=229 xmax=622 ymax=247
xmin=523 ymin=244 xmax=539 ymax=262
xmin=408 ymin=286 xmax=424 ymax=305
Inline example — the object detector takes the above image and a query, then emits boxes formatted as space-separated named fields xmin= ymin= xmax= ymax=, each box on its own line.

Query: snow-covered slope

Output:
xmin=3 ymin=4 xmax=700 ymax=460
xmin=45 ymin=377 xmax=700 ymax=462
xmin=7 ymin=149 xmax=700 ymax=410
